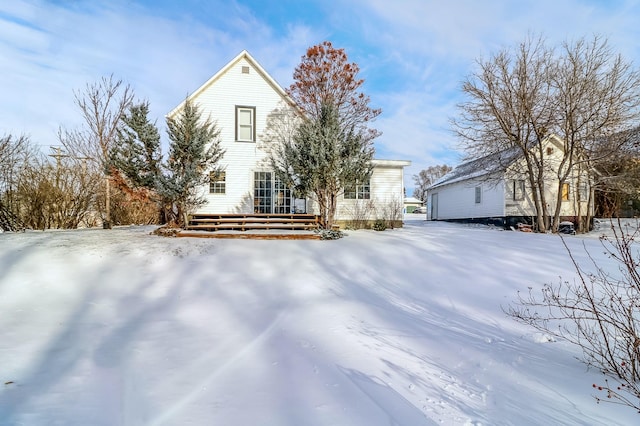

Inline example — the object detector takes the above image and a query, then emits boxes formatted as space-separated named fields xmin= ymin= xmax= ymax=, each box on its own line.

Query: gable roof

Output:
xmin=429 ymin=134 xmax=565 ymax=190
xmin=167 ymin=50 xmax=296 ymax=118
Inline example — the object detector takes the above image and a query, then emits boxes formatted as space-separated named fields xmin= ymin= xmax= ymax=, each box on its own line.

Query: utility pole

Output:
xmin=49 ymin=146 xmax=69 ymax=168
xmin=49 ymin=146 xmax=69 ymax=186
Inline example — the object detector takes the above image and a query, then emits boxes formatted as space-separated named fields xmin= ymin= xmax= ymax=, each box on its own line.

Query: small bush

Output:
xmin=315 ymin=229 xmax=345 ymax=240
xmin=373 ymin=219 xmax=387 ymax=231
xmin=152 ymin=226 xmax=181 ymax=237
xmin=506 ymin=219 xmax=640 ymax=412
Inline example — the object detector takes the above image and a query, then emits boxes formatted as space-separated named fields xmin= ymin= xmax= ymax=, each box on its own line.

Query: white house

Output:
xmin=404 ymin=197 xmax=424 ymax=213
xmin=167 ymin=50 xmax=410 ymax=227
xmin=427 ymin=135 xmax=592 ymax=229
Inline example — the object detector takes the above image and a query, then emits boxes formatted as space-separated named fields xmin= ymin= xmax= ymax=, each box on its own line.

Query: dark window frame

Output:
xmin=235 ymin=105 xmax=256 ymax=142
xmin=511 ymin=179 xmax=525 ymax=201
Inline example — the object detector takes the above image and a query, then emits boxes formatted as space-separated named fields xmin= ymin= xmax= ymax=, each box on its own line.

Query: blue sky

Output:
xmin=1 ymin=0 xmax=640 ymax=186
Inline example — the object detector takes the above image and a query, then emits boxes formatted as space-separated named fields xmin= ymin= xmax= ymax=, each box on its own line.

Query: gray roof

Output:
xmin=428 ymin=147 xmax=522 ymax=189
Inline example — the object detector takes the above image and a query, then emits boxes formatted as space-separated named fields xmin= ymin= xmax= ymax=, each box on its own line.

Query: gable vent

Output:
xmin=242 ymin=66 xmax=250 ymax=74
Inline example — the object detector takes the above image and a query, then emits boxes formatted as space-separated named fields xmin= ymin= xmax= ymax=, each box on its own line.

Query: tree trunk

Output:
xmin=104 ymin=176 xmax=112 ymax=229
xmin=585 ymin=186 xmax=594 ymax=231
xmin=327 ymin=193 xmax=338 ymax=230
xmin=551 ymin=180 xmax=565 ymax=233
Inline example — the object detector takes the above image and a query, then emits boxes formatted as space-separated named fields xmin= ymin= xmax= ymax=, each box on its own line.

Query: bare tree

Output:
xmin=260 ymin=104 xmax=302 ymax=159
xmin=0 ymin=134 xmax=37 ymax=231
xmin=507 ymin=220 xmax=640 ymax=412
xmin=592 ymin=127 xmax=640 ymax=217
xmin=550 ymin=36 xmax=640 ymax=231
xmin=378 ymin=197 xmax=404 ymax=229
xmin=413 ymin=165 xmax=452 ymax=201
xmin=16 ymin=155 xmax=100 ymax=230
xmin=0 ymin=134 xmax=35 ymax=210
xmin=60 ymin=75 xmax=134 ymax=229
xmin=344 ymin=199 xmax=375 ymax=230
xmin=287 ymin=41 xmax=381 ymax=144
xmin=454 ymin=35 xmax=556 ymax=232
xmin=454 ymin=34 xmax=640 ymax=233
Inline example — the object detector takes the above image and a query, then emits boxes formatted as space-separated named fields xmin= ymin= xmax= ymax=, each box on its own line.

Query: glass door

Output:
xmin=254 ymin=172 xmax=272 ymax=213
xmin=254 ymin=172 xmax=292 ymax=213
xmin=273 ymin=178 xmax=291 ymax=213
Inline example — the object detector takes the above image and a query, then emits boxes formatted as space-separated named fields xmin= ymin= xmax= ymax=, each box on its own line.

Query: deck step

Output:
xmin=177 ymin=230 xmax=321 ymax=240
xmin=185 ymin=213 xmax=320 ymax=233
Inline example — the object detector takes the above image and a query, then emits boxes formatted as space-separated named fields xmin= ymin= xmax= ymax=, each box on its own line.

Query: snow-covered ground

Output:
xmin=1 ymin=216 xmax=638 ymax=425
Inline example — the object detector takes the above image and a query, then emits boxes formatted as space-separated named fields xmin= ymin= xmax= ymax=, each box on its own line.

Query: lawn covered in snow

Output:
xmin=0 ymin=217 xmax=638 ymax=425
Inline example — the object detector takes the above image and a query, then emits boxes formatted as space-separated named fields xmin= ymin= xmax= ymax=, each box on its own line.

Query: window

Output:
xmin=236 ymin=106 xmax=255 ymax=142
xmin=344 ymin=179 xmax=371 ymax=200
xmin=578 ymin=182 xmax=588 ymax=201
xmin=546 ymin=147 xmax=554 ymax=155
xmin=209 ymin=171 xmax=226 ymax=194
xmin=561 ymin=183 xmax=570 ymax=201
xmin=475 ymin=186 xmax=482 ymax=204
xmin=511 ymin=179 xmax=525 ymax=201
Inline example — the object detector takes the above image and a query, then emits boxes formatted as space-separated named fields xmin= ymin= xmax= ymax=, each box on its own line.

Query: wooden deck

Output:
xmin=178 ymin=213 xmax=321 ymax=239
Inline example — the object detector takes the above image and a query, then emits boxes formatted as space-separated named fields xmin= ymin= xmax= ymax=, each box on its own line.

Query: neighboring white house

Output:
xmin=426 ymin=135 xmax=593 ymax=229
xmin=404 ymin=197 xmax=424 ymax=213
xmin=167 ymin=50 xmax=410 ymax=227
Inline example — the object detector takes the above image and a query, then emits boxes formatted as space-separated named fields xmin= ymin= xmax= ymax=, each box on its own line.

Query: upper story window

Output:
xmin=475 ymin=186 xmax=482 ymax=204
xmin=511 ymin=179 xmax=525 ymax=201
xmin=236 ymin=106 xmax=256 ymax=142
xmin=561 ymin=183 xmax=570 ymax=201
xmin=344 ymin=179 xmax=371 ymax=200
xmin=209 ymin=171 xmax=226 ymax=194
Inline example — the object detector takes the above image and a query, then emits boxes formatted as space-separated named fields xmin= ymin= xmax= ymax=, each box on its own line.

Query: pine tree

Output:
xmin=110 ymin=101 xmax=161 ymax=190
xmin=158 ymin=99 xmax=224 ymax=227
xmin=271 ymin=102 xmax=373 ymax=229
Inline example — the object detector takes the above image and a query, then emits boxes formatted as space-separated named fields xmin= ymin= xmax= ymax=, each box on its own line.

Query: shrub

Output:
xmin=373 ymin=219 xmax=387 ymax=231
xmin=506 ymin=219 xmax=640 ymax=412
xmin=315 ymin=228 xmax=345 ymax=240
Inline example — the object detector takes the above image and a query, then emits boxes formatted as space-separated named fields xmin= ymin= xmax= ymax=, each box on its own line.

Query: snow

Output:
xmin=0 ymin=217 xmax=637 ymax=425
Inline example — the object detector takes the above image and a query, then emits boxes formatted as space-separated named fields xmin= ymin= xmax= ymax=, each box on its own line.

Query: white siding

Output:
xmin=170 ymin=52 xmax=410 ymax=217
xmin=429 ymin=135 xmax=593 ymax=221
xmin=186 ymin=56 xmax=291 ymax=214
xmin=504 ymin=140 xmax=592 ymax=218
xmin=335 ymin=161 xmax=410 ymax=221
xmin=430 ymin=178 xmax=505 ymax=220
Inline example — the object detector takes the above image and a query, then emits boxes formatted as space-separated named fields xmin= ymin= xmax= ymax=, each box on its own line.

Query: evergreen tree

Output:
xmin=158 ymin=99 xmax=224 ymax=227
xmin=110 ymin=101 xmax=161 ymax=189
xmin=269 ymin=41 xmax=378 ymax=229
xmin=271 ymin=102 xmax=373 ymax=229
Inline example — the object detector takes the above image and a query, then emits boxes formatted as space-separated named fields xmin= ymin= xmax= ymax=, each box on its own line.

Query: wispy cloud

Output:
xmin=0 ymin=1 xmax=319 ymax=147
xmin=1 ymin=0 xmax=639 ymax=190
